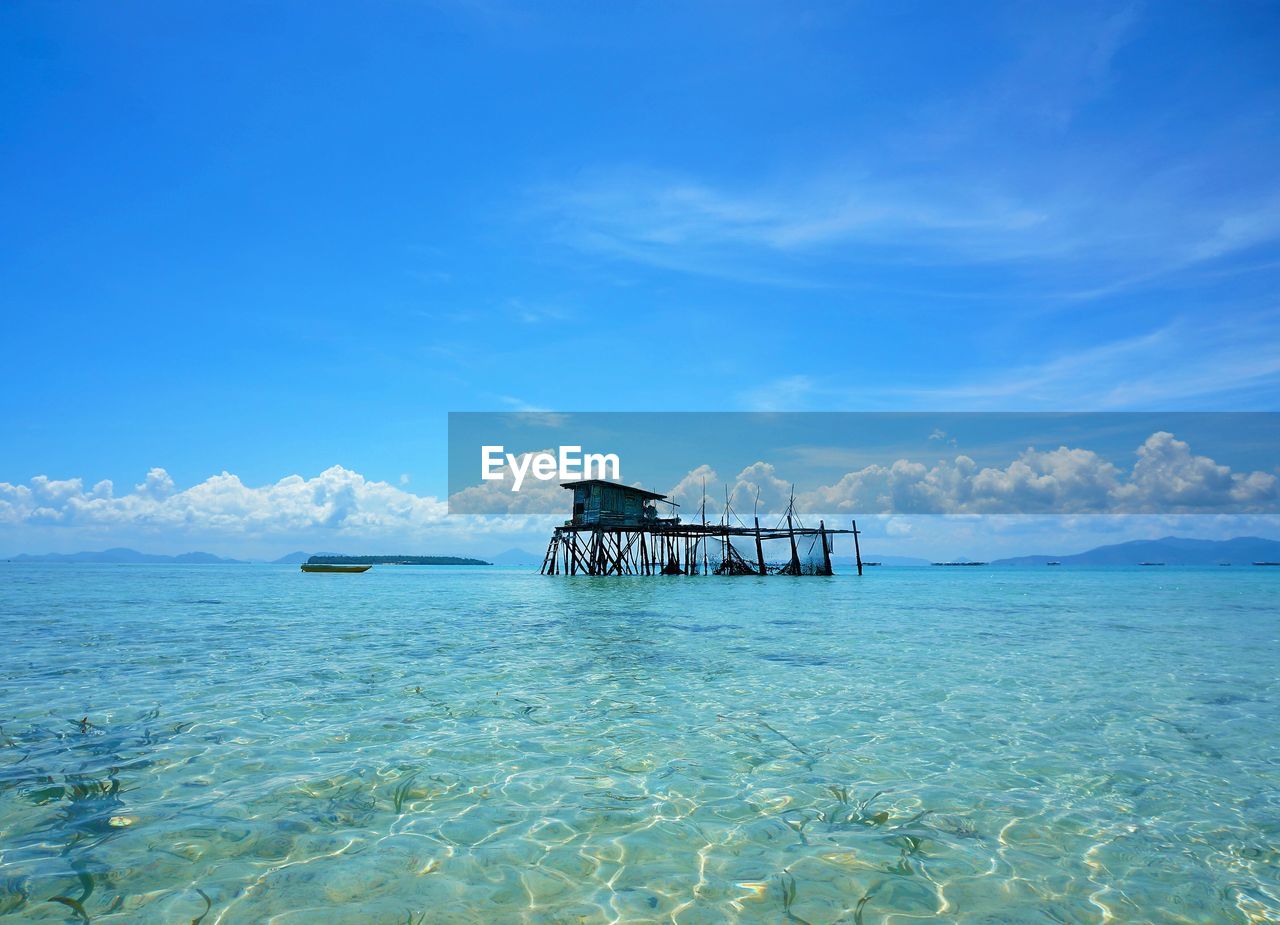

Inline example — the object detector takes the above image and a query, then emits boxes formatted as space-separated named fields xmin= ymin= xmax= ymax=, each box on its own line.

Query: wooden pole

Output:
xmin=852 ymin=519 xmax=863 ymax=576
xmin=754 ymin=516 xmax=766 ymax=575
xmin=701 ymin=479 xmax=708 ymax=575
xmin=622 ymin=532 xmax=638 ymax=574
xmin=819 ymin=520 xmax=832 ymax=576
xmin=786 ymin=514 xmax=800 ymax=573
xmin=722 ymin=486 xmax=731 ymax=567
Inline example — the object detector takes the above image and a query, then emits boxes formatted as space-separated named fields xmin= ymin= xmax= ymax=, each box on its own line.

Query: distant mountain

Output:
xmin=8 ymin=547 xmax=245 ymax=564
xmin=488 ymin=548 xmax=544 ymax=566
xmin=271 ymin=551 xmax=313 ymax=565
xmin=992 ymin=536 xmax=1280 ymax=567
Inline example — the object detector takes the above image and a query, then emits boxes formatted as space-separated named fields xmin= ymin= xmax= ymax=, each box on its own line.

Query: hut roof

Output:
xmin=560 ymin=479 xmax=668 ymax=501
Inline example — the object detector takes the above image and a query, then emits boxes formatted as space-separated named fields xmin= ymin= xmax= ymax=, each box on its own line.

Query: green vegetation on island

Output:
xmin=305 ymin=555 xmax=491 ymax=566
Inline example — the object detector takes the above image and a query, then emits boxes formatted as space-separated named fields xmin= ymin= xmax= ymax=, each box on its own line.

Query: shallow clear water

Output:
xmin=0 ymin=564 xmax=1277 ymax=924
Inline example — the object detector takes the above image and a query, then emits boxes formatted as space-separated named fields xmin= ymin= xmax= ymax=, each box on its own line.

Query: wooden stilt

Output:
xmin=754 ymin=516 xmax=766 ymax=575
xmin=852 ymin=519 xmax=863 ymax=576
xmin=699 ymin=479 xmax=708 ymax=576
xmin=540 ymin=534 xmax=554 ymax=574
xmin=546 ymin=517 xmax=858 ymax=579
xmin=819 ymin=520 xmax=832 ymax=575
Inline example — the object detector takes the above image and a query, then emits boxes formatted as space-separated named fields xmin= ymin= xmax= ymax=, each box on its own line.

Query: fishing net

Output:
xmin=713 ymin=541 xmax=759 ymax=576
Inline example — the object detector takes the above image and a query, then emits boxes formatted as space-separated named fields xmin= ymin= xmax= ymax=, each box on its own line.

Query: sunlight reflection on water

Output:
xmin=0 ymin=564 xmax=1277 ymax=923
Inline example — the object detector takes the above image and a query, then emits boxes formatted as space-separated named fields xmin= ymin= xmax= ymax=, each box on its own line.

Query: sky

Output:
xmin=2 ymin=1 xmax=1279 ymax=559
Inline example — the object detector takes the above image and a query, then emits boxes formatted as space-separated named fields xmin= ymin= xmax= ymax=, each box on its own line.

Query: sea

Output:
xmin=0 ymin=563 xmax=1277 ymax=923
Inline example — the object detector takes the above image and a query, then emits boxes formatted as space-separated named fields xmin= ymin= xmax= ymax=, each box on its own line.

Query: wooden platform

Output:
xmin=541 ymin=519 xmax=862 ymax=577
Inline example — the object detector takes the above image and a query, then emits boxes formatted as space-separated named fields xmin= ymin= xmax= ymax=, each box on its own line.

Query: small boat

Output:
xmin=301 ymin=564 xmax=371 ymax=573
xmin=1253 ymin=562 xmax=1280 ymax=566
xmin=1047 ymin=561 xmax=1061 ymax=566
xmin=1139 ymin=562 xmax=1164 ymax=566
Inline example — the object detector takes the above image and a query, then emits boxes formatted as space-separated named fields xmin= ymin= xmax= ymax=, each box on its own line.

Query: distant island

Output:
xmin=306 ymin=555 xmax=491 ymax=566
xmin=992 ymin=536 xmax=1280 ymax=567
xmin=7 ymin=547 xmax=245 ymax=564
xmin=487 ymin=548 xmax=545 ymax=566
xmin=11 ymin=538 xmax=1275 ymax=570
xmin=831 ymin=554 xmax=930 ymax=567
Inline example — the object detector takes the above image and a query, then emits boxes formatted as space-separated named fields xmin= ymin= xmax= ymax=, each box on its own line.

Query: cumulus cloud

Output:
xmin=448 ymin=447 xmax=652 ymax=515
xmin=671 ymin=432 xmax=1278 ymax=519
xmin=0 ymin=465 xmax=449 ymax=535
xmin=3 ymin=432 xmax=1274 ymax=557
xmin=448 ymin=448 xmax=571 ymax=515
xmin=1117 ymin=431 xmax=1277 ymax=512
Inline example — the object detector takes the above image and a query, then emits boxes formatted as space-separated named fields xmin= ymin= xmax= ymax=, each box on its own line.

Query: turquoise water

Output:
xmin=1 ymin=564 xmax=1277 ymax=924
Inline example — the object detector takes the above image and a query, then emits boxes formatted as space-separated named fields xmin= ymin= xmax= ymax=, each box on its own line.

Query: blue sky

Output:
xmin=2 ymin=2 xmax=1279 ymax=556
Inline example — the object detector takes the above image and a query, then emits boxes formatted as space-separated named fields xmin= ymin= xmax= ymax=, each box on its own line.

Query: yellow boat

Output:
xmin=300 ymin=564 xmax=371 ymax=573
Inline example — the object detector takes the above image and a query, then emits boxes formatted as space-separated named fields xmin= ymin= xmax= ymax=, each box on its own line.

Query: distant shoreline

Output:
xmin=2 ymin=547 xmax=493 ymax=566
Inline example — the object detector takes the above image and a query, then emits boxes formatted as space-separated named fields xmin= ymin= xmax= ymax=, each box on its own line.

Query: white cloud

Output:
xmin=1118 ymin=431 xmax=1278 ymax=512
xmin=539 ymin=166 xmax=1050 ymax=279
xmin=137 ymin=467 xmax=176 ymax=499
xmin=533 ymin=155 xmax=1280 ymax=296
xmin=0 ymin=466 xmax=449 ymax=535
xmin=665 ymin=464 xmax=722 ymax=520
xmin=755 ymin=312 xmax=1280 ymax=411
xmin=448 ymin=447 xmax=646 ymax=515
xmin=3 ymin=431 xmax=1274 ymax=559
xmin=662 ymin=432 xmax=1278 ymax=518
xmin=530 ymin=3 xmax=1275 ymax=299
xmin=447 ymin=447 xmax=570 ymax=515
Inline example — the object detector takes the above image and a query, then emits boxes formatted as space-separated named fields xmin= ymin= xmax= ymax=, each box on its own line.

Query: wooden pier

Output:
xmin=540 ymin=479 xmax=862 ymax=576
